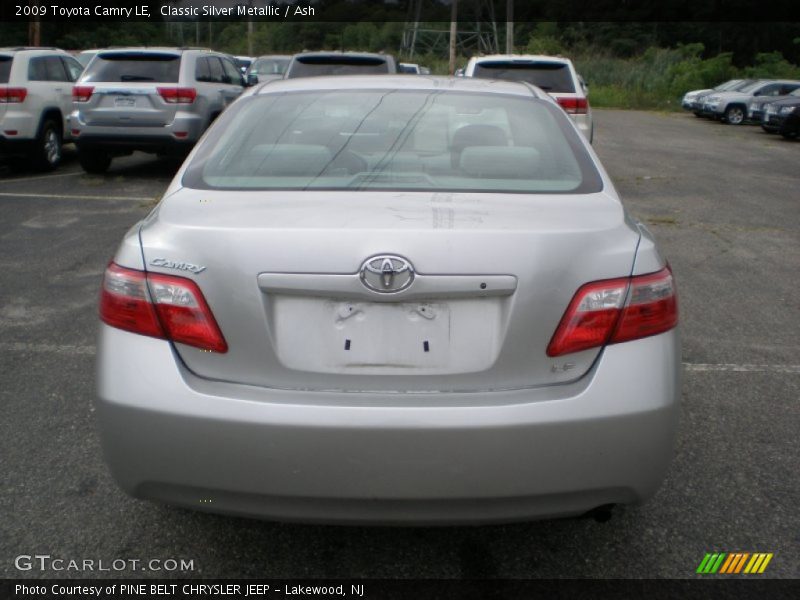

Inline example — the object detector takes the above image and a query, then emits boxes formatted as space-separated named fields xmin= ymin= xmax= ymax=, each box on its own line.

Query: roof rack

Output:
xmin=1 ymin=46 xmax=62 ymax=52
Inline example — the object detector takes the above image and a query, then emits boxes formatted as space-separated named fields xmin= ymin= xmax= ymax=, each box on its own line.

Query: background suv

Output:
xmin=245 ymin=55 xmax=291 ymax=85
xmin=464 ymin=54 xmax=593 ymax=142
xmin=703 ymin=79 xmax=800 ymax=124
xmin=681 ymin=79 xmax=751 ymax=115
xmin=0 ymin=47 xmax=83 ymax=170
xmin=70 ymin=47 xmax=245 ymax=173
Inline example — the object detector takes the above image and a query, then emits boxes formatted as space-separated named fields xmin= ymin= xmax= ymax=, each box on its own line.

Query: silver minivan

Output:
xmin=70 ymin=48 xmax=244 ymax=173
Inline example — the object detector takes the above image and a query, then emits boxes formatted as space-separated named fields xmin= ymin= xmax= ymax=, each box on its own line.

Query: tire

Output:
xmin=780 ymin=130 xmax=798 ymax=140
xmin=33 ymin=118 xmax=62 ymax=171
xmin=78 ymin=149 xmax=112 ymax=174
xmin=724 ymin=105 xmax=746 ymax=125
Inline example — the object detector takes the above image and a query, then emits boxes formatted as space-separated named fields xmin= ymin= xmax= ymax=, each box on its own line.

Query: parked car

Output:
xmin=69 ymin=47 xmax=245 ymax=173
xmin=0 ymin=47 xmax=83 ymax=170
xmin=464 ymin=54 xmax=593 ymax=142
xmin=702 ymin=79 xmax=800 ymax=124
xmin=681 ymin=79 xmax=750 ymax=115
xmin=234 ymin=55 xmax=253 ymax=74
xmin=284 ymin=52 xmax=397 ymax=79
xmin=96 ymin=75 xmax=679 ymax=524
xmin=245 ymin=54 xmax=291 ymax=85
xmin=398 ymin=62 xmax=430 ymax=75
xmin=749 ymin=87 xmax=800 ymax=124
xmin=761 ymin=95 xmax=800 ymax=139
xmin=75 ymin=49 xmax=102 ymax=69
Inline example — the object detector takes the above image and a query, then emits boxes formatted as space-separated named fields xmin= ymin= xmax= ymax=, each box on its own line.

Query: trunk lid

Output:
xmin=139 ymin=189 xmax=640 ymax=393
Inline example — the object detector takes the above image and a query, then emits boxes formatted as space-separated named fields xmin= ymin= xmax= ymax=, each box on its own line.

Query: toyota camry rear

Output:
xmin=96 ymin=76 xmax=680 ymax=524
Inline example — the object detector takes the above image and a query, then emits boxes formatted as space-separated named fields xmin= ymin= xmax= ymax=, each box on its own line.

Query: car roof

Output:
xmin=0 ymin=47 xmax=70 ymax=57
xmin=293 ymin=51 xmax=392 ymax=60
xmin=94 ymin=47 xmax=217 ymax=57
xmin=471 ymin=54 xmax=573 ymax=65
xmin=253 ymin=75 xmax=548 ymax=99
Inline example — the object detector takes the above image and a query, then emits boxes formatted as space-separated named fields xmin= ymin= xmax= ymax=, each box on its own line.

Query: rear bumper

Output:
xmin=75 ymin=134 xmax=196 ymax=155
xmin=96 ymin=325 xmax=680 ymax=524
xmin=69 ymin=111 xmax=206 ymax=154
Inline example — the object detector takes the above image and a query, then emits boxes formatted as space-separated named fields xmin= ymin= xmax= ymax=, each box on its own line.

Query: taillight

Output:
xmin=72 ymin=85 xmax=94 ymax=102
xmin=157 ymin=87 xmax=197 ymax=104
xmin=0 ymin=87 xmax=27 ymax=103
xmin=547 ymin=267 xmax=677 ymax=357
xmin=100 ymin=263 xmax=227 ymax=353
xmin=556 ymin=96 xmax=589 ymax=115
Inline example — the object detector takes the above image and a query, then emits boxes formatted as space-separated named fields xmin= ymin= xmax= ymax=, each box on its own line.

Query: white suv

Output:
xmin=464 ymin=54 xmax=593 ymax=142
xmin=0 ymin=47 xmax=83 ymax=170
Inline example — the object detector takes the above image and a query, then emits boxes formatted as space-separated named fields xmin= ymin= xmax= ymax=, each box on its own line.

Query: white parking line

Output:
xmin=0 ymin=191 xmax=153 ymax=202
xmin=0 ymin=170 xmax=84 ymax=184
xmin=683 ymin=363 xmax=800 ymax=374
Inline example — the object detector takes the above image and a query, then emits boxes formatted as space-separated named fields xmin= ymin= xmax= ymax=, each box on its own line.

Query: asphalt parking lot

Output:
xmin=1 ymin=110 xmax=798 ymax=580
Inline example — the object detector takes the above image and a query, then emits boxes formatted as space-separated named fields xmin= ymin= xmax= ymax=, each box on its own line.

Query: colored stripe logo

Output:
xmin=696 ymin=552 xmax=773 ymax=574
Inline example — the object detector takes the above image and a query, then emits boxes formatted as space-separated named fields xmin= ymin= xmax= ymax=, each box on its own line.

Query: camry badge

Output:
xmin=149 ymin=258 xmax=206 ymax=274
xmin=359 ymin=255 xmax=414 ymax=293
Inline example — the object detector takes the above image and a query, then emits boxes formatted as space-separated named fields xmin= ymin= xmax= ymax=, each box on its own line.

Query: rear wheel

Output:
xmin=724 ymin=105 xmax=746 ymax=125
xmin=78 ymin=149 xmax=112 ymax=174
xmin=34 ymin=118 xmax=62 ymax=171
xmin=780 ymin=130 xmax=798 ymax=140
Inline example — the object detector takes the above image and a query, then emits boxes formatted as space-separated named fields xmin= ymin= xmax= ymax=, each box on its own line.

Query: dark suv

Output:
xmin=761 ymin=95 xmax=800 ymax=139
xmin=284 ymin=52 xmax=397 ymax=79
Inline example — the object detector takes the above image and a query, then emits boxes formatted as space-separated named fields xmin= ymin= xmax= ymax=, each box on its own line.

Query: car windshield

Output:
xmin=715 ymin=79 xmax=741 ymax=90
xmin=183 ymin=89 xmax=601 ymax=194
xmin=251 ymin=57 xmax=289 ymax=75
xmin=288 ymin=56 xmax=390 ymax=78
xmin=0 ymin=56 xmax=12 ymax=83
xmin=471 ymin=61 xmax=576 ymax=93
xmin=81 ymin=52 xmax=180 ymax=82
xmin=737 ymin=81 xmax=764 ymax=93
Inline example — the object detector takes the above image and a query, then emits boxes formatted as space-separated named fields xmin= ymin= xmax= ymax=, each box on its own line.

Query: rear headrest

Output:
xmin=459 ymin=146 xmax=541 ymax=179
xmin=450 ymin=124 xmax=509 ymax=167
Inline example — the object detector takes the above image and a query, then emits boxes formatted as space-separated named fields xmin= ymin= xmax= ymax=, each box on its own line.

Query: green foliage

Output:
xmin=742 ymin=52 xmax=800 ymax=78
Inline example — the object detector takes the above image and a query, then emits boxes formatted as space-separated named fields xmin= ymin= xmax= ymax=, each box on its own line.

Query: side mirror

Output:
xmin=246 ymin=73 xmax=259 ymax=86
xmin=753 ymin=91 xmax=761 ymax=97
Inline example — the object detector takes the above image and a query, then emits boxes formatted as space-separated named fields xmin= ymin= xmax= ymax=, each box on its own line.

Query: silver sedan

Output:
xmin=96 ymin=76 xmax=680 ymax=524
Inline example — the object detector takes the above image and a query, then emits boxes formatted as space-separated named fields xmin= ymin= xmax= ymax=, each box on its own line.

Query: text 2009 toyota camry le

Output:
xmin=96 ymin=76 xmax=679 ymax=524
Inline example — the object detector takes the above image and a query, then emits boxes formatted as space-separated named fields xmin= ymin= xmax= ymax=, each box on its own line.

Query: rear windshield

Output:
xmin=472 ymin=61 xmax=576 ymax=93
xmin=287 ymin=56 xmax=390 ymax=78
xmin=183 ymin=89 xmax=602 ymax=194
xmin=0 ymin=56 xmax=12 ymax=84
xmin=81 ymin=52 xmax=180 ymax=83
xmin=250 ymin=57 xmax=289 ymax=76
